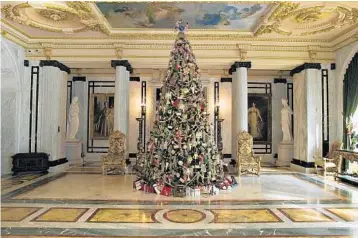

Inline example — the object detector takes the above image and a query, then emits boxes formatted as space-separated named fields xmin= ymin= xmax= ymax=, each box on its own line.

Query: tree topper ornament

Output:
xmin=175 ymin=19 xmax=189 ymax=33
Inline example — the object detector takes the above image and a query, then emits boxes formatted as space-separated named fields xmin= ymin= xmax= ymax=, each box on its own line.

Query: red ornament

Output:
xmin=173 ymin=99 xmax=180 ymax=108
xmin=176 ymin=130 xmax=183 ymax=140
xmin=148 ymin=141 xmax=155 ymax=151
xmin=175 ymin=64 xmax=180 ymax=70
xmin=160 ymin=186 xmax=172 ymax=196
xmin=200 ymin=103 xmax=205 ymax=111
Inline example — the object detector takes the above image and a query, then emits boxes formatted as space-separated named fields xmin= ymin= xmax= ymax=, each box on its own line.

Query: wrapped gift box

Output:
xmin=193 ymin=188 xmax=200 ymax=197
xmin=173 ymin=184 xmax=186 ymax=197
xmin=143 ymin=184 xmax=154 ymax=193
xmin=210 ymin=185 xmax=220 ymax=195
xmin=153 ymin=184 xmax=161 ymax=194
xmin=160 ymin=185 xmax=173 ymax=196
xmin=231 ymin=176 xmax=238 ymax=187
xmin=186 ymin=187 xmax=192 ymax=197
xmin=133 ymin=179 xmax=143 ymax=191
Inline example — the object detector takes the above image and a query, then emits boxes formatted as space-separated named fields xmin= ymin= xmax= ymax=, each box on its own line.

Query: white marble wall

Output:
xmin=1 ymin=38 xmax=25 ymax=175
xmin=128 ymin=80 xmax=141 ymax=154
xmin=221 ymin=82 xmax=233 ymax=155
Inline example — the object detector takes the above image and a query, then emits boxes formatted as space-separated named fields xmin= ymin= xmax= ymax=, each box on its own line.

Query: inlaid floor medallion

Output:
xmin=163 ymin=209 xmax=206 ymax=223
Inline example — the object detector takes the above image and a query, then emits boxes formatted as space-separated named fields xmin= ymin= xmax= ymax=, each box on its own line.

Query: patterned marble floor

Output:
xmin=1 ymin=168 xmax=358 ymax=237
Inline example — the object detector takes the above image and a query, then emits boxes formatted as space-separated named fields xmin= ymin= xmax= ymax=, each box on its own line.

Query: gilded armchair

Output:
xmin=101 ymin=130 xmax=126 ymax=175
xmin=237 ymin=131 xmax=261 ymax=176
xmin=314 ymin=141 xmax=342 ymax=178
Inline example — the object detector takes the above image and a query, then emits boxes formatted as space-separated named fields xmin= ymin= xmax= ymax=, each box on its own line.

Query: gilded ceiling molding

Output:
xmin=293 ymin=6 xmax=324 ymax=25
xmin=268 ymin=2 xmax=300 ymax=21
xmin=256 ymin=2 xmax=358 ymax=37
xmin=256 ymin=2 xmax=299 ymax=36
xmin=1 ymin=2 xmax=109 ymax=35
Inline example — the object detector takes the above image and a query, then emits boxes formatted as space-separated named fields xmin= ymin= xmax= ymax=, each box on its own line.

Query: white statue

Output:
xmin=66 ymin=97 xmax=79 ymax=140
xmin=281 ymin=98 xmax=293 ymax=143
xmin=248 ymin=103 xmax=263 ymax=139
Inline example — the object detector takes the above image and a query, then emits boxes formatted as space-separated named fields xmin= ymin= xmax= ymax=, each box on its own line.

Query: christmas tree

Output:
xmin=135 ymin=21 xmax=225 ymax=194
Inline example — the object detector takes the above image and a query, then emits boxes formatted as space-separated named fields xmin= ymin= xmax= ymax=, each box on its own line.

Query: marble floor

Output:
xmin=1 ymin=166 xmax=358 ymax=238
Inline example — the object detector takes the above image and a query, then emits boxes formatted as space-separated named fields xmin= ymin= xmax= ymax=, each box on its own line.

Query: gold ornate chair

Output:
xmin=237 ymin=131 xmax=261 ymax=176
xmin=101 ymin=130 xmax=126 ymax=175
xmin=314 ymin=141 xmax=342 ymax=178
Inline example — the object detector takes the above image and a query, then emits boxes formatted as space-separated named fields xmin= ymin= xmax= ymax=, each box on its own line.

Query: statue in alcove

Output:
xmin=281 ymin=98 xmax=293 ymax=143
xmin=67 ymin=97 xmax=79 ymax=140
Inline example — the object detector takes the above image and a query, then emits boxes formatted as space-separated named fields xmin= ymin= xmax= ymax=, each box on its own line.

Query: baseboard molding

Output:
xmin=49 ymin=158 xmax=68 ymax=167
xmin=291 ymin=158 xmax=315 ymax=168
xmin=49 ymin=162 xmax=70 ymax=173
xmin=290 ymin=162 xmax=316 ymax=174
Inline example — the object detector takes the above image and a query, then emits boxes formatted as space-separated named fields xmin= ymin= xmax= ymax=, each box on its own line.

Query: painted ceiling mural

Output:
xmin=96 ymin=2 xmax=270 ymax=30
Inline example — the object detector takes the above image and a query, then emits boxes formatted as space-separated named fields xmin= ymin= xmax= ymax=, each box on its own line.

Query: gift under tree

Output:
xmin=135 ymin=21 xmax=226 ymax=195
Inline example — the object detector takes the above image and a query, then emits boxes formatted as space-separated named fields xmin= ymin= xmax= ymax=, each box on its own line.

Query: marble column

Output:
xmin=229 ymin=61 xmax=251 ymax=162
xmin=111 ymin=60 xmax=132 ymax=138
xmin=38 ymin=60 xmax=70 ymax=166
xmin=290 ymin=63 xmax=322 ymax=173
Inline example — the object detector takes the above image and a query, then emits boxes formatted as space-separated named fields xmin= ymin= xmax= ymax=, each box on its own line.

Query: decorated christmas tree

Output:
xmin=135 ymin=21 xmax=229 ymax=196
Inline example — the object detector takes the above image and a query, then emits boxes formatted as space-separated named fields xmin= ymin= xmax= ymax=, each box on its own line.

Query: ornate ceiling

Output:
xmin=1 ymin=1 xmax=358 ymax=70
xmin=96 ymin=2 xmax=270 ymax=30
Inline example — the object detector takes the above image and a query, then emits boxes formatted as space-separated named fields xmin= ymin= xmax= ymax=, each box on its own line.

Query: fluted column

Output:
xmin=291 ymin=63 xmax=322 ymax=173
xmin=111 ymin=60 xmax=132 ymax=137
xmin=230 ymin=61 xmax=251 ymax=162
xmin=38 ymin=60 xmax=70 ymax=163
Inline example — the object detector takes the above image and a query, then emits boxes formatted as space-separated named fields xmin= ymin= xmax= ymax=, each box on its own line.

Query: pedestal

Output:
xmin=66 ymin=140 xmax=82 ymax=165
xmin=277 ymin=142 xmax=294 ymax=167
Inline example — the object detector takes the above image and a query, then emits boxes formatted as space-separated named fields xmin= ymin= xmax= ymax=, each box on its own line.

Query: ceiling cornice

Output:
xmin=1 ymin=1 xmax=357 ymax=59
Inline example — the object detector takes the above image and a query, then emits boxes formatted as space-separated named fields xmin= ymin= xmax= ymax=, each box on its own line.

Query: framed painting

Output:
xmin=247 ymin=93 xmax=272 ymax=144
xmin=90 ymin=93 xmax=115 ymax=140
